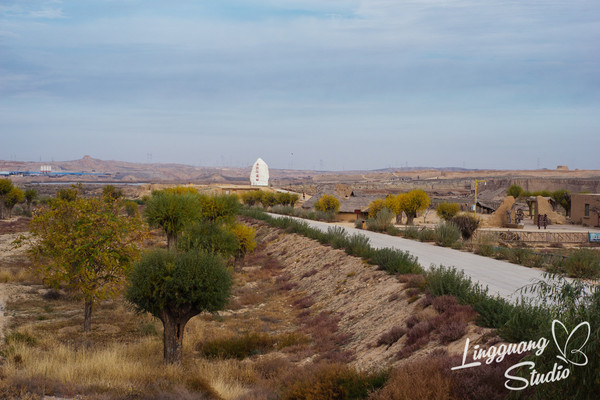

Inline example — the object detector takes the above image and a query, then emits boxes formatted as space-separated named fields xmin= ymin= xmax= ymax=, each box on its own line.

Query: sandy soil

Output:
xmin=249 ymin=221 xmax=493 ymax=371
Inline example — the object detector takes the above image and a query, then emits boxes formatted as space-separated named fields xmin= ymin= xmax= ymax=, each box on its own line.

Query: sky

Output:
xmin=1 ymin=0 xmax=599 ymax=171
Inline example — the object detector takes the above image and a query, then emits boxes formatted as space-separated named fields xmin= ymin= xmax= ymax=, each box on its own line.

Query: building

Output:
xmin=571 ymin=194 xmax=600 ymax=227
xmin=250 ymin=158 xmax=269 ymax=187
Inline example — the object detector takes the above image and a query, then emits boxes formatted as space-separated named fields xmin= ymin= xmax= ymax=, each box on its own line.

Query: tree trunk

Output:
xmin=406 ymin=213 xmax=415 ymax=226
xmin=84 ymin=299 xmax=93 ymax=332
xmin=161 ymin=310 xmax=191 ymax=364
xmin=395 ymin=213 xmax=403 ymax=224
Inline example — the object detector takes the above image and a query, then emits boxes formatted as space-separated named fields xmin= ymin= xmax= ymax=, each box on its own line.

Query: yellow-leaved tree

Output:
xmin=398 ymin=189 xmax=430 ymax=225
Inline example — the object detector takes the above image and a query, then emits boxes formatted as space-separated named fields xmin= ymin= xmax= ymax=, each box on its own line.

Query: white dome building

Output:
xmin=250 ymin=158 xmax=269 ymax=187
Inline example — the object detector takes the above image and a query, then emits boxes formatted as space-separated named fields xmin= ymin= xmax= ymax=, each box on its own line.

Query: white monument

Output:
xmin=250 ymin=158 xmax=269 ymax=186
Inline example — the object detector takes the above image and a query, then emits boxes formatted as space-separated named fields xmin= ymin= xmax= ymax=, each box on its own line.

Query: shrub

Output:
xmin=354 ymin=219 xmax=363 ymax=229
xmin=402 ymin=226 xmax=420 ymax=239
xmin=436 ymin=202 xmax=460 ymax=221
xmin=314 ymin=194 xmax=340 ymax=213
xmin=376 ymin=326 xmax=407 ymax=347
xmin=366 ymin=208 xmax=395 ymax=232
xmin=507 ymin=184 xmax=523 ymax=198
xmin=198 ymin=332 xmax=275 ymax=359
xmin=371 ymin=354 xmax=453 ymax=400
xmin=498 ymin=300 xmax=551 ymax=342
xmin=563 ymin=248 xmax=600 ymax=278
xmin=326 ymin=226 xmax=349 ymax=249
xmin=369 ymin=247 xmax=422 ymax=275
xmin=282 ymin=363 xmax=388 ymax=400
xmin=418 ymin=229 xmax=436 ymax=242
xmin=438 ymin=319 xmax=467 ymax=344
xmin=431 ymin=295 xmax=459 ymax=313
xmin=345 ymin=233 xmax=372 ymax=258
xmin=316 ymin=210 xmax=337 ymax=222
xmin=425 ymin=266 xmax=513 ymax=330
xmin=450 ymin=214 xmax=479 ymax=240
xmin=435 ymin=222 xmax=461 ymax=247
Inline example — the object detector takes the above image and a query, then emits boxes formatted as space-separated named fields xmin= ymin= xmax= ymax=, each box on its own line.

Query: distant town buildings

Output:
xmin=250 ymin=158 xmax=269 ymax=187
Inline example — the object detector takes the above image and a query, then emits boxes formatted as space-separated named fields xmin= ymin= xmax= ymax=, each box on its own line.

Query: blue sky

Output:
xmin=1 ymin=0 xmax=598 ymax=170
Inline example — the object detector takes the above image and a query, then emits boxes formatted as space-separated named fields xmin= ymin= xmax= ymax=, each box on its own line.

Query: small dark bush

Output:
xmin=450 ymin=214 xmax=480 ymax=240
xmin=198 ymin=333 xmax=275 ymax=359
xmin=376 ymin=326 xmax=407 ymax=347
xmin=438 ymin=319 xmax=467 ymax=344
xmin=293 ymin=296 xmax=315 ymax=309
xmin=432 ymin=295 xmax=459 ymax=313
xmin=405 ymin=320 xmax=434 ymax=345
xmin=405 ymin=315 xmax=420 ymax=329
xmin=282 ymin=363 xmax=389 ymax=400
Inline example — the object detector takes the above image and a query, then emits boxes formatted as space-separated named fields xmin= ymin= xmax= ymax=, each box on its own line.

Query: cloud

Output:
xmin=0 ymin=0 xmax=598 ymax=169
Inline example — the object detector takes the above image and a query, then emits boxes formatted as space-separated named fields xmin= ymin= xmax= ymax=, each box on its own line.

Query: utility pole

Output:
xmin=474 ymin=179 xmax=486 ymax=219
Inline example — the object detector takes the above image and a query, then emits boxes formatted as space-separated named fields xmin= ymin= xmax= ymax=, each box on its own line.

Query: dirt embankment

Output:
xmin=249 ymin=221 xmax=493 ymax=371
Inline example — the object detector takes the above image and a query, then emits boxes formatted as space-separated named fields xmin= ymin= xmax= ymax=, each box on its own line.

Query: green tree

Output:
xmin=28 ymin=194 xmax=145 ymax=332
xmin=102 ymin=185 xmax=123 ymax=201
xmin=126 ymin=250 xmax=232 ymax=364
xmin=260 ymin=192 xmax=276 ymax=208
xmin=198 ymin=194 xmax=240 ymax=224
xmin=240 ymin=190 xmax=264 ymax=206
xmin=24 ymin=188 xmax=37 ymax=212
xmin=0 ymin=178 xmax=14 ymax=219
xmin=144 ymin=190 xmax=201 ymax=250
xmin=398 ymin=189 xmax=430 ymax=225
xmin=56 ymin=187 xmax=78 ymax=202
xmin=436 ymin=202 xmax=461 ymax=221
xmin=551 ymin=190 xmax=570 ymax=216
xmin=507 ymin=184 xmax=524 ymax=198
xmin=4 ymin=187 xmax=24 ymax=218
xmin=314 ymin=194 xmax=341 ymax=213
xmin=177 ymin=220 xmax=239 ymax=257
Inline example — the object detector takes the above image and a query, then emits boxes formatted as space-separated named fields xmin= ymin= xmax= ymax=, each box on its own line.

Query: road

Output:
xmin=267 ymin=214 xmax=552 ymax=302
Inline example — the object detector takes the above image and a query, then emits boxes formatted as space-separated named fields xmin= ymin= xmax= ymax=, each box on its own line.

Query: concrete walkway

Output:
xmin=267 ymin=214 xmax=554 ymax=302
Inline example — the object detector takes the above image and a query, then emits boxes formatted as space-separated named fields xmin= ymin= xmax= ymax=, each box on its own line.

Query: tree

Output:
xmin=368 ymin=198 xmax=387 ymax=218
xmin=102 ymin=185 xmax=123 ymax=201
xmin=314 ymin=194 xmax=340 ymax=213
xmin=126 ymin=250 xmax=232 ymax=364
xmin=398 ymin=189 xmax=430 ymax=225
xmin=436 ymin=202 xmax=461 ymax=221
xmin=56 ymin=187 xmax=78 ymax=202
xmin=25 ymin=188 xmax=37 ymax=212
xmin=4 ymin=187 xmax=24 ymax=218
xmin=198 ymin=194 xmax=240 ymax=224
xmin=260 ymin=192 xmax=276 ymax=208
xmin=0 ymin=178 xmax=14 ymax=219
xmin=28 ymin=194 xmax=145 ymax=332
xmin=240 ymin=190 xmax=264 ymax=206
xmin=230 ymin=223 xmax=257 ymax=261
xmin=177 ymin=220 xmax=239 ymax=257
xmin=507 ymin=184 xmax=524 ymax=198
xmin=551 ymin=190 xmax=571 ymax=216
xmin=144 ymin=190 xmax=201 ymax=250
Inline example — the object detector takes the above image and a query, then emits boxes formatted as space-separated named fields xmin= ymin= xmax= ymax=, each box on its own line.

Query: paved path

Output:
xmin=268 ymin=214 xmax=551 ymax=302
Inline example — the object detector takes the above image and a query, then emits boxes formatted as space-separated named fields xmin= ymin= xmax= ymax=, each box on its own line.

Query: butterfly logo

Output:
xmin=552 ymin=320 xmax=590 ymax=367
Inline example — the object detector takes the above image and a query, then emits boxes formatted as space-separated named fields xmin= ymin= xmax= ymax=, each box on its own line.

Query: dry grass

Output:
xmin=3 ymin=330 xmax=257 ymax=399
